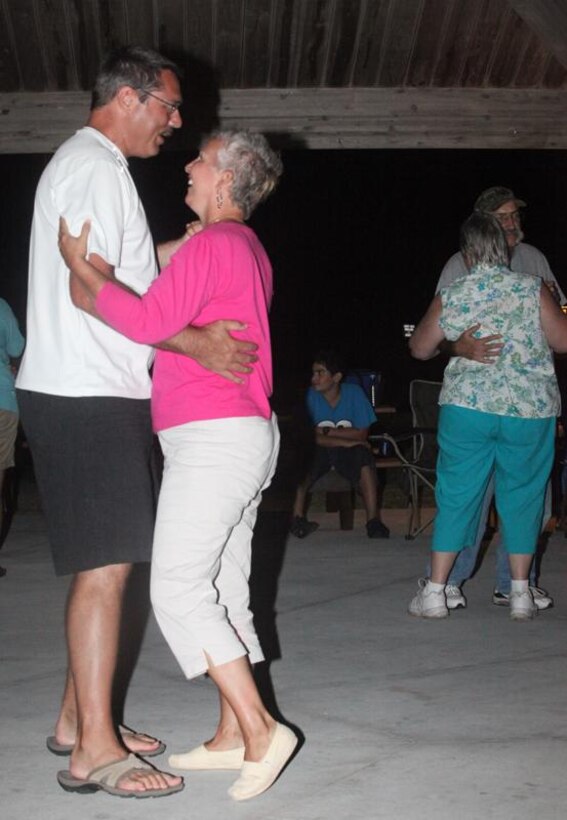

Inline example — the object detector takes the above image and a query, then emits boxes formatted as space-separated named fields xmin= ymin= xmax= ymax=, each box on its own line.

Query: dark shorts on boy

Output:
xmin=307 ymin=443 xmax=374 ymax=486
xmin=17 ymin=391 xmax=158 ymax=576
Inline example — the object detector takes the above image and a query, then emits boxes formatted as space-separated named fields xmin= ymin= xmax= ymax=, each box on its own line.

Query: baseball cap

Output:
xmin=474 ymin=186 xmax=526 ymax=213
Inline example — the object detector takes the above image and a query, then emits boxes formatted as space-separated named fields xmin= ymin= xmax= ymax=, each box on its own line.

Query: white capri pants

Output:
xmin=151 ymin=414 xmax=280 ymax=679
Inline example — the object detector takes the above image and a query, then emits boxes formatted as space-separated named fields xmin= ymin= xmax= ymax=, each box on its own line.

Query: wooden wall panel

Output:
xmin=4 ymin=87 xmax=567 ymax=153
xmin=155 ymin=0 xmax=188 ymax=56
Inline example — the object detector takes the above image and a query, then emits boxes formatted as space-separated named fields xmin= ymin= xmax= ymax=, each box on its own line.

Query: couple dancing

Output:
xmin=57 ymin=130 xmax=295 ymax=801
xmin=20 ymin=44 xmax=295 ymax=803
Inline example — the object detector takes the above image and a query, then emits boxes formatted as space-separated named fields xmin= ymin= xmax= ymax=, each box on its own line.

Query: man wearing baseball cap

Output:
xmin=423 ymin=186 xmax=564 ymax=613
xmin=438 ymin=186 xmax=565 ymax=302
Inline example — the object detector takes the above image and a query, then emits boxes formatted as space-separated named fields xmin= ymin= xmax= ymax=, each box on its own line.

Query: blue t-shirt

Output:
xmin=0 ymin=299 xmax=25 ymax=413
xmin=306 ymin=382 xmax=376 ymax=429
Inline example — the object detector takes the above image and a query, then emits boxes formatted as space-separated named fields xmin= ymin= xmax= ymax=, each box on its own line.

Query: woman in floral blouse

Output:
xmin=408 ymin=211 xmax=567 ymax=621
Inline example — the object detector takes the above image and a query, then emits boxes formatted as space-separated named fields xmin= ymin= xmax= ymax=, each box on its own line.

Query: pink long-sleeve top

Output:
xmin=95 ymin=221 xmax=273 ymax=432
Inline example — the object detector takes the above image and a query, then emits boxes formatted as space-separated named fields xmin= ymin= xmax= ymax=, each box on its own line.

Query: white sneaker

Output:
xmin=445 ymin=584 xmax=467 ymax=610
xmin=509 ymin=589 xmax=537 ymax=621
xmin=493 ymin=586 xmax=553 ymax=611
xmin=408 ymin=578 xmax=449 ymax=619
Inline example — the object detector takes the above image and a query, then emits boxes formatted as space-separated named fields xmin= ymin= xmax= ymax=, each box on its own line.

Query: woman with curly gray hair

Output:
xmin=59 ymin=131 xmax=295 ymax=801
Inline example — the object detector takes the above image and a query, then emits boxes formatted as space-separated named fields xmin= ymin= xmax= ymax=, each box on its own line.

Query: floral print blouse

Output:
xmin=439 ymin=264 xmax=560 ymax=418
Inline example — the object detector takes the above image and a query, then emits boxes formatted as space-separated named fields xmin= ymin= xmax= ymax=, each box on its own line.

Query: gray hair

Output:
xmin=91 ymin=45 xmax=181 ymax=109
xmin=459 ymin=212 xmax=509 ymax=268
xmin=211 ymin=130 xmax=283 ymax=219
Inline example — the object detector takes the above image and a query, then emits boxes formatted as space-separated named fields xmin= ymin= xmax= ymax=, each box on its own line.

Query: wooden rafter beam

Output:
xmin=508 ymin=0 xmax=567 ymax=71
xmin=2 ymin=87 xmax=567 ymax=153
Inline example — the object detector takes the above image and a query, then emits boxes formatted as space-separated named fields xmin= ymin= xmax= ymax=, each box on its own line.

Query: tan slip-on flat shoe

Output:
xmin=228 ymin=723 xmax=297 ymax=801
xmin=168 ymin=743 xmax=245 ymax=770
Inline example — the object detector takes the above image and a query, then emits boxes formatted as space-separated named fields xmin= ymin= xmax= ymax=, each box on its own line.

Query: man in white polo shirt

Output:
xmin=17 ymin=46 xmax=255 ymax=799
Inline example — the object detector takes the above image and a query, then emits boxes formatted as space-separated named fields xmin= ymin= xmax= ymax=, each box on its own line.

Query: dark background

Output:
xmin=2 ymin=148 xmax=567 ymax=411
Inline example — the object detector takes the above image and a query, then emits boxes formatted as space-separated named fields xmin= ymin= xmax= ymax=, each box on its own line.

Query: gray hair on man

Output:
xmin=460 ymin=212 xmax=510 ymax=269
xmin=213 ymin=130 xmax=283 ymax=220
xmin=92 ymin=45 xmax=181 ymax=110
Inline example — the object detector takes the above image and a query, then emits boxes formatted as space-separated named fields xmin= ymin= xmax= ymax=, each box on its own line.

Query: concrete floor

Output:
xmin=1 ymin=505 xmax=567 ymax=820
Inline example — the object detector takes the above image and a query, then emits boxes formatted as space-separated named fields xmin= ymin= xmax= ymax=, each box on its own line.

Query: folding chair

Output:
xmin=370 ymin=379 xmax=441 ymax=539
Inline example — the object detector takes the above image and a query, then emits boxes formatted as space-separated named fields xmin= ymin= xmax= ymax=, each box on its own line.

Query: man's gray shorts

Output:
xmin=17 ymin=391 xmax=158 ymax=576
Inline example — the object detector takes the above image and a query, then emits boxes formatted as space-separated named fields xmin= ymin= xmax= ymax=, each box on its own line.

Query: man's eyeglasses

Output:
xmin=139 ymin=88 xmax=182 ymax=115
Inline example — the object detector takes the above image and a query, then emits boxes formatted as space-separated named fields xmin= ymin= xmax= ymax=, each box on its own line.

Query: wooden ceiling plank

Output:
xmin=121 ymin=0 xmax=155 ymax=47
xmin=459 ymin=0 xmax=506 ymax=87
xmin=283 ymin=0 xmax=306 ymax=87
xmin=543 ymin=53 xmax=567 ymax=88
xmin=214 ymin=0 xmax=246 ymax=87
xmin=508 ymin=0 xmax=567 ymax=72
xmin=406 ymin=0 xmax=452 ymax=87
xmin=481 ymin=2 xmax=513 ymax=86
xmin=295 ymin=0 xmax=335 ymax=87
xmin=350 ymin=0 xmax=391 ymax=86
xmin=515 ymin=31 xmax=553 ymax=88
xmin=241 ymin=0 xmax=272 ymax=86
xmin=345 ymin=0 xmax=368 ymax=86
xmin=31 ymin=0 xmax=82 ymax=90
xmin=1 ymin=0 xmax=40 ymax=91
xmin=326 ymin=0 xmax=363 ymax=88
xmin=487 ymin=8 xmax=534 ymax=87
xmin=377 ymin=0 xmax=426 ymax=86
xmin=427 ymin=0 xmax=457 ymax=85
xmin=265 ymin=0 xmax=287 ymax=87
xmin=180 ymin=0 xmax=214 ymax=65
xmin=318 ymin=0 xmax=339 ymax=87
xmin=154 ymin=0 xmax=188 ymax=55
xmin=433 ymin=0 xmax=483 ymax=87
xmin=509 ymin=27 xmax=538 ymax=87
xmin=61 ymin=0 xmax=81 ymax=88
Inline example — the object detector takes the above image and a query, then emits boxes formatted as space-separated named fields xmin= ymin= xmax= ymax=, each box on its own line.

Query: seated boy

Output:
xmin=290 ymin=350 xmax=389 ymax=539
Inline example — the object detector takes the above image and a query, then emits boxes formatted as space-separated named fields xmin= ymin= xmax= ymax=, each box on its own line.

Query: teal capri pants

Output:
xmin=432 ymin=405 xmax=555 ymax=555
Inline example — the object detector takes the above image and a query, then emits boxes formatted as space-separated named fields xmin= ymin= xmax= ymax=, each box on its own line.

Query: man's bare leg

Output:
xmin=53 ymin=666 xmax=162 ymax=755
xmin=65 ymin=563 xmax=181 ymax=793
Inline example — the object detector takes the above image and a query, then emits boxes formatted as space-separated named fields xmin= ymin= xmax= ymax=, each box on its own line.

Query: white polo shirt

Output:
xmin=17 ymin=127 xmax=157 ymax=398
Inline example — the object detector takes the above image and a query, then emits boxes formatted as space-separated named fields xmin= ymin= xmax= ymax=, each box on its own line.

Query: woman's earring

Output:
xmin=216 ymin=187 xmax=224 ymax=209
